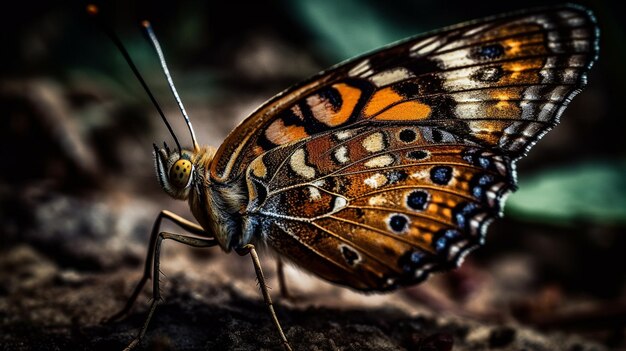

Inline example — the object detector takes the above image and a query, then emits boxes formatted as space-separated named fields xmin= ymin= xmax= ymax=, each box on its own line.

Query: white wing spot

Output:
xmin=368 ymin=195 xmax=387 ymax=206
xmin=369 ymin=67 xmax=414 ymax=86
xmin=308 ymin=186 xmax=321 ymax=201
xmin=251 ymin=158 xmax=267 ymax=178
xmin=463 ymin=24 xmax=490 ymax=37
xmin=333 ymin=197 xmax=348 ymax=211
xmin=364 ymin=155 xmax=394 ymax=168
xmin=312 ymin=179 xmax=326 ymax=187
xmin=289 ymin=148 xmax=315 ymax=179
xmin=410 ymin=37 xmax=443 ymax=56
xmin=364 ymin=173 xmax=388 ymax=189
xmin=335 ymin=146 xmax=350 ymax=164
xmin=349 ymin=59 xmax=372 ymax=77
xmin=335 ymin=130 xmax=355 ymax=140
xmin=410 ymin=169 xmax=430 ymax=179
xmin=362 ymin=132 xmax=385 ymax=153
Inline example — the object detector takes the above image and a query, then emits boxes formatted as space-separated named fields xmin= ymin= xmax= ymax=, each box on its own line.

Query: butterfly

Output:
xmin=109 ymin=4 xmax=599 ymax=350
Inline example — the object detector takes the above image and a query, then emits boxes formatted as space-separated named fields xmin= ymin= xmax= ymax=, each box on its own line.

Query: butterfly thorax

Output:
xmin=155 ymin=144 xmax=248 ymax=251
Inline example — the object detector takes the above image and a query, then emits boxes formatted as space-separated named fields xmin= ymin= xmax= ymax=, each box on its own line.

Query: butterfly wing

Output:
xmin=245 ymin=125 xmax=514 ymax=290
xmin=211 ymin=5 xmax=598 ymax=183
xmin=213 ymin=6 xmax=598 ymax=290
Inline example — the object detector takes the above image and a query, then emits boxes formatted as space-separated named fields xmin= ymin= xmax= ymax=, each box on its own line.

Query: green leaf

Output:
xmin=506 ymin=160 xmax=626 ymax=226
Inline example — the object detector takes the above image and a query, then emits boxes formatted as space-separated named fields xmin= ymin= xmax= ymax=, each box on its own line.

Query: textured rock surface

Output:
xmin=0 ymin=243 xmax=609 ymax=351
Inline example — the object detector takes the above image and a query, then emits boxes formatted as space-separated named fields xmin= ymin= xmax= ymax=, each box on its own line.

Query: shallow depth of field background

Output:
xmin=1 ymin=0 xmax=625 ymax=350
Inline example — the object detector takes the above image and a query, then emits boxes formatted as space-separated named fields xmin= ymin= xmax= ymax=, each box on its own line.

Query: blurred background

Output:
xmin=1 ymin=0 xmax=624 ymax=350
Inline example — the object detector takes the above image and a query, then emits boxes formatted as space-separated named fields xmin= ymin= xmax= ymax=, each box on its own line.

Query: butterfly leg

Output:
xmin=237 ymin=244 xmax=292 ymax=351
xmin=106 ymin=210 xmax=211 ymax=323
xmin=123 ymin=231 xmax=217 ymax=351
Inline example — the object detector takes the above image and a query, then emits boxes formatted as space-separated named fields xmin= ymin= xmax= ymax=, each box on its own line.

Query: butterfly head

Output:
xmin=155 ymin=141 xmax=243 ymax=251
xmin=154 ymin=143 xmax=200 ymax=200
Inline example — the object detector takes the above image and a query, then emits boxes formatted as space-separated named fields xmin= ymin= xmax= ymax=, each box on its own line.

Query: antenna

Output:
xmin=142 ymin=21 xmax=200 ymax=152
xmin=86 ymin=4 xmax=183 ymax=155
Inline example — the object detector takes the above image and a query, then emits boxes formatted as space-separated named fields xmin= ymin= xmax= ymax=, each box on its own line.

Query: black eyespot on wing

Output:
xmin=477 ymin=156 xmax=491 ymax=169
xmin=463 ymin=149 xmax=496 ymax=171
xmin=430 ymin=166 xmax=453 ymax=185
xmin=474 ymin=43 xmax=504 ymax=60
xmin=433 ymin=229 xmax=463 ymax=256
xmin=453 ymin=202 xmax=479 ymax=231
xmin=469 ymin=173 xmax=495 ymax=200
xmin=341 ymin=245 xmax=360 ymax=266
xmin=406 ymin=150 xmax=428 ymax=160
xmin=432 ymin=129 xmax=443 ymax=143
xmin=389 ymin=214 xmax=409 ymax=233
xmin=399 ymin=129 xmax=417 ymax=143
xmin=407 ymin=190 xmax=429 ymax=211
xmin=399 ymin=250 xmax=428 ymax=274
xmin=397 ymin=249 xmax=437 ymax=285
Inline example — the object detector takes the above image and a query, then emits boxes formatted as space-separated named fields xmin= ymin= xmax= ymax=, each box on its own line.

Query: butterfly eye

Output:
xmin=169 ymin=159 xmax=193 ymax=188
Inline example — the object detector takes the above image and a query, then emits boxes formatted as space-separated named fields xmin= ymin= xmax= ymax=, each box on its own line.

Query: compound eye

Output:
xmin=169 ymin=159 xmax=193 ymax=188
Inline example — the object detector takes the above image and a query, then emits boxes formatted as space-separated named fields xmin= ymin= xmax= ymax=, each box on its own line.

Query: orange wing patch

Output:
xmin=363 ymin=86 xmax=432 ymax=121
xmin=501 ymin=58 xmax=545 ymax=83
xmin=374 ymin=101 xmax=432 ymax=121
xmin=363 ymin=87 xmax=404 ymax=117
xmin=465 ymin=121 xmax=510 ymax=145
xmin=485 ymin=88 xmax=523 ymax=118
xmin=265 ymin=119 xmax=309 ymax=145
xmin=308 ymin=83 xmax=361 ymax=127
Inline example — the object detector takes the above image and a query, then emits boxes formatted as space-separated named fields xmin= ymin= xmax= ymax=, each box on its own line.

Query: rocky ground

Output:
xmin=0 ymin=239 xmax=612 ymax=351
